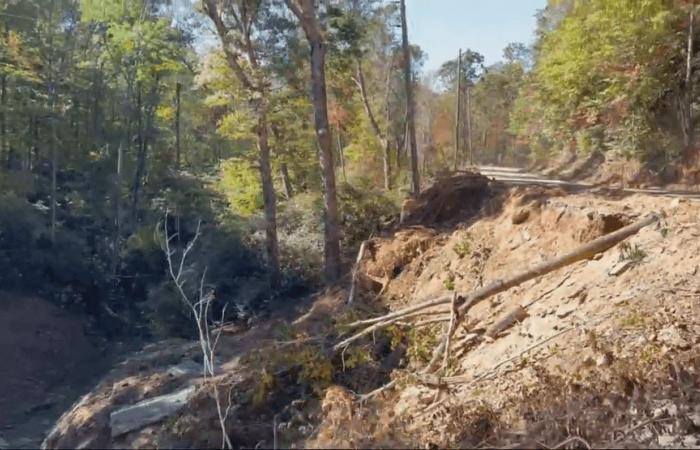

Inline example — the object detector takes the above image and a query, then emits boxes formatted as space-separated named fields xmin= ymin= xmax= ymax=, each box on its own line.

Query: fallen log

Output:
xmin=335 ymin=213 xmax=658 ymax=352
xmin=457 ymin=213 xmax=658 ymax=317
xmin=484 ymin=305 xmax=529 ymax=339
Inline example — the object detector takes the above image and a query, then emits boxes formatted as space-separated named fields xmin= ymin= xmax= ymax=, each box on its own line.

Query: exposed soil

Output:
xmin=40 ymin=180 xmax=700 ymax=449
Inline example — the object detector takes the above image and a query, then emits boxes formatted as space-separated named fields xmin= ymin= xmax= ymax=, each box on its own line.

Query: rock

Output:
xmin=670 ymin=198 xmax=681 ymax=210
xmin=110 ymin=385 xmax=197 ymax=438
xmin=512 ymin=208 xmax=530 ymax=225
xmin=596 ymin=352 xmax=612 ymax=367
xmin=689 ymin=413 xmax=700 ymax=427
xmin=658 ymin=435 xmax=678 ymax=447
xmin=658 ymin=326 xmax=691 ymax=350
xmin=166 ymin=360 xmax=202 ymax=378
xmin=608 ymin=260 xmax=634 ymax=277
xmin=653 ymin=402 xmax=679 ymax=418
xmin=683 ymin=435 xmax=699 ymax=447
xmin=556 ymin=303 xmax=577 ymax=319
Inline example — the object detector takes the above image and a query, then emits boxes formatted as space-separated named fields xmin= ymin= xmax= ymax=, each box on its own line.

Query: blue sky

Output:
xmin=405 ymin=0 xmax=546 ymax=72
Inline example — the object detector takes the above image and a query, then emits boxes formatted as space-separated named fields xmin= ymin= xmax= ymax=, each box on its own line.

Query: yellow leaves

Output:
xmin=156 ymin=105 xmax=175 ymax=123
xmin=217 ymin=158 xmax=261 ymax=217
xmin=217 ymin=110 xmax=257 ymax=141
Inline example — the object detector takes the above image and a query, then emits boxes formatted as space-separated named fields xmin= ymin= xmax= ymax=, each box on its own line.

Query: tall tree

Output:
xmin=683 ymin=2 xmax=695 ymax=158
xmin=453 ymin=49 xmax=462 ymax=170
xmin=400 ymin=0 xmax=420 ymax=195
xmin=283 ymin=0 xmax=342 ymax=282
xmin=202 ymin=0 xmax=282 ymax=289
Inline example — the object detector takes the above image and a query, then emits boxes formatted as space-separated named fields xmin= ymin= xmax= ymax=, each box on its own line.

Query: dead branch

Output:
xmin=348 ymin=240 xmax=369 ymax=304
xmin=456 ymin=213 xmax=659 ymax=318
xmin=337 ymin=213 xmax=659 ymax=353
xmin=163 ymin=211 xmax=233 ymax=449
xmin=522 ymin=270 xmax=574 ymax=309
xmin=358 ymin=379 xmax=398 ymax=403
xmin=484 ymin=305 xmax=529 ymax=339
xmin=416 ymin=325 xmax=578 ymax=388
xmin=441 ymin=292 xmax=459 ymax=373
xmin=551 ymin=436 xmax=591 ymax=449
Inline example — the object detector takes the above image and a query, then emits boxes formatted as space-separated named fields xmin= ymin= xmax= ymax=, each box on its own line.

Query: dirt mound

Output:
xmin=402 ymin=171 xmax=496 ymax=226
xmin=314 ymin=187 xmax=700 ymax=448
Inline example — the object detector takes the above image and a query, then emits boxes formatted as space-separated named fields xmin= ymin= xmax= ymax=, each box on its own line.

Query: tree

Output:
xmin=283 ymin=0 xmax=342 ymax=282
xmin=400 ymin=0 xmax=420 ymax=195
xmin=201 ymin=0 xmax=282 ymax=289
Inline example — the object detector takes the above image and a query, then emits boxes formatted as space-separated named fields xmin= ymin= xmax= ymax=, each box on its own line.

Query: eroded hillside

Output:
xmin=42 ymin=178 xmax=700 ymax=449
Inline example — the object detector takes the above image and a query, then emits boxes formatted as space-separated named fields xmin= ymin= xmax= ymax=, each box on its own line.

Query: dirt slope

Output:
xmin=42 ymin=178 xmax=700 ymax=449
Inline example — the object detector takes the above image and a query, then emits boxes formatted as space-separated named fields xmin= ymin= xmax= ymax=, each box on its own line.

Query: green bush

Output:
xmin=337 ymin=182 xmax=399 ymax=249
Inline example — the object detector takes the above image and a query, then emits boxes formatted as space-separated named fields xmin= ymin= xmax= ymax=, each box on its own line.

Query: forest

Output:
xmin=0 ymin=0 xmax=698 ymax=334
xmin=0 ymin=0 xmax=694 ymax=331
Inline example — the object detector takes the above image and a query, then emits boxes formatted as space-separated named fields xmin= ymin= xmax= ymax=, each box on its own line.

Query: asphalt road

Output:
xmin=477 ymin=165 xmax=700 ymax=201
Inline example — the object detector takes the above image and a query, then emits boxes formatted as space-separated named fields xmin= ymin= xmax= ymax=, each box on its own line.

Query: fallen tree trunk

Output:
xmin=335 ymin=213 xmax=658 ymax=352
xmin=456 ymin=213 xmax=658 ymax=317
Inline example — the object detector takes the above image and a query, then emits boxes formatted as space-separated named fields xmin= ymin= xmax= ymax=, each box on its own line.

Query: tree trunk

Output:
xmin=355 ymin=58 xmax=391 ymax=190
xmin=112 ymin=143 xmax=122 ymax=276
xmin=175 ymin=82 xmax=181 ymax=170
xmin=400 ymin=0 xmax=420 ymax=195
xmin=132 ymin=83 xmax=144 ymax=222
xmin=282 ymin=0 xmax=342 ymax=281
xmin=281 ymin=162 xmax=293 ymax=199
xmin=1 ymin=73 xmax=6 ymax=169
xmin=309 ymin=39 xmax=342 ymax=282
xmin=50 ymin=102 xmax=57 ymax=242
xmin=684 ymin=3 xmax=695 ymax=159
xmin=132 ymin=78 xmax=158 ymax=223
xmin=467 ymin=86 xmax=473 ymax=166
xmin=454 ymin=49 xmax=462 ymax=171
xmin=256 ymin=103 xmax=282 ymax=289
xmin=336 ymin=127 xmax=347 ymax=183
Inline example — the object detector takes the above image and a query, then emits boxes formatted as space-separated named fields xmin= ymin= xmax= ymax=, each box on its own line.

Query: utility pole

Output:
xmin=400 ymin=0 xmax=420 ymax=195
xmin=454 ymin=49 xmax=462 ymax=171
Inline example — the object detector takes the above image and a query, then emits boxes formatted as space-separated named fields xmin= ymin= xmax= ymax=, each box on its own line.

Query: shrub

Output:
xmin=337 ymin=182 xmax=399 ymax=249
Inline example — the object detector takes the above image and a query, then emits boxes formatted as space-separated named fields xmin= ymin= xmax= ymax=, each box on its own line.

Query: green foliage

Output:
xmin=218 ymin=159 xmax=263 ymax=217
xmin=453 ymin=233 xmax=472 ymax=258
xmin=618 ymin=242 xmax=647 ymax=265
xmin=406 ymin=326 xmax=439 ymax=366
xmin=337 ymin=182 xmax=399 ymax=249
xmin=513 ymin=0 xmax=688 ymax=161
xmin=443 ymin=271 xmax=456 ymax=291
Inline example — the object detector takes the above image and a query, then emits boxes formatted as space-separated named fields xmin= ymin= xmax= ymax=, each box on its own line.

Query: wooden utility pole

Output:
xmin=400 ymin=0 xmax=420 ymax=195
xmin=453 ymin=49 xmax=462 ymax=171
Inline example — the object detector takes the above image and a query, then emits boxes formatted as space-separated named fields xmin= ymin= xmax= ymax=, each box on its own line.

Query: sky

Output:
xmin=405 ymin=0 xmax=547 ymax=72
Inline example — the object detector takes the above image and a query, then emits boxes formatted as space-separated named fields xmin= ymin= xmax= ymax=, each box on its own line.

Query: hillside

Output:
xmin=40 ymin=176 xmax=700 ymax=449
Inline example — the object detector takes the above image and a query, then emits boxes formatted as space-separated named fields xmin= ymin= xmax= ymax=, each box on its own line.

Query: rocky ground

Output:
xmin=38 ymin=174 xmax=700 ymax=449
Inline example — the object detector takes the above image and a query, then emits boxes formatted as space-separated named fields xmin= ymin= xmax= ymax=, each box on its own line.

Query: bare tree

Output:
xmin=353 ymin=56 xmax=396 ymax=190
xmin=202 ymin=0 xmax=281 ymax=288
xmin=283 ymin=0 xmax=342 ymax=282
xmin=163 ymin=213 xmax=235 ymax=449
